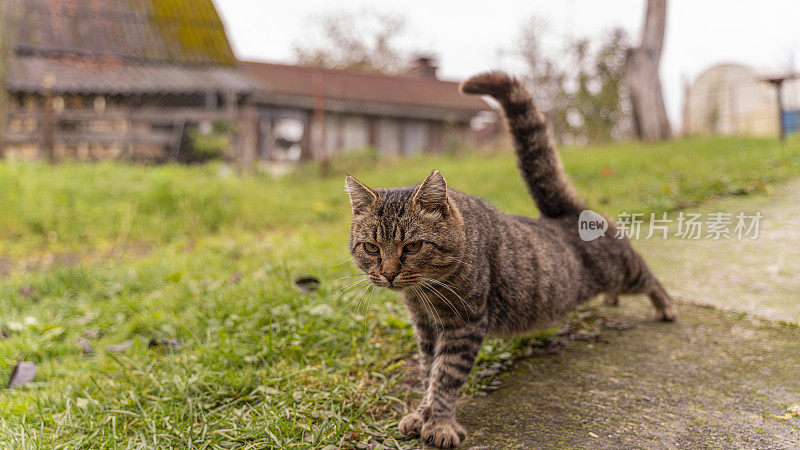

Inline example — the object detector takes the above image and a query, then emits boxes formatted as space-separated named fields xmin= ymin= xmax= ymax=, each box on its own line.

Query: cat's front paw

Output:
xmin=398 ymin=412 xmax=423 ymax=436
xmin=657 ymin=305 xmax=677 ymax=322
xmin=421 ymin=417 xmax=466 ymax=448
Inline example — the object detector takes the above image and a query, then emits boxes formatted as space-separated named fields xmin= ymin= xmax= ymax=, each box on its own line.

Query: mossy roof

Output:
xmin=12 ymin=0 xmax=237 ymax=66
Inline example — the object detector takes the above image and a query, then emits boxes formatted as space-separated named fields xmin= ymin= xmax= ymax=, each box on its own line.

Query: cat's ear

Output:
xmin=412 ymin=170 xmax=449 ymax=215
xmin=345 ymin=175 xmax=378 ymax=215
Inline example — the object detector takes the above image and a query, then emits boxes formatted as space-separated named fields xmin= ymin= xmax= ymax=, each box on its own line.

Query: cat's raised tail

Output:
xmin=461 ymin=71 xmax=585 ymax=218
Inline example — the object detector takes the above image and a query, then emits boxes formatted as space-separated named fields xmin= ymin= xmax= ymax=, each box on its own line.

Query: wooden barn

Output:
xmin=0 ymin=0 xmax=258 ymax=161
xmin=243 ymin=58 xmax=492 ymax=161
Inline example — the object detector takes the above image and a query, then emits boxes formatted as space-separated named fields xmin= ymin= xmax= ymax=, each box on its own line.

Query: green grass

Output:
xmin=0 ymin=136 xmax=798 ymax=447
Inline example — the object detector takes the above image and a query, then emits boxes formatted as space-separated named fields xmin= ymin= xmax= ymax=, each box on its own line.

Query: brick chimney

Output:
xmin=407 ymin=56 xmax=438 ymax=79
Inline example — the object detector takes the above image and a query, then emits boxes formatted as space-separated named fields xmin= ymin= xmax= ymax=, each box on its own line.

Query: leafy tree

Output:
xmin=293 ymin=10 xmax=410 ymax=73
xmin=516 ymin=20 xmax=631 ymax=144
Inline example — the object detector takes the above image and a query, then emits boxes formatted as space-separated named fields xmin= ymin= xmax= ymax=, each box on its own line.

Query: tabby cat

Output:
xmin=345 ymin=71 xmax=676 ymax=448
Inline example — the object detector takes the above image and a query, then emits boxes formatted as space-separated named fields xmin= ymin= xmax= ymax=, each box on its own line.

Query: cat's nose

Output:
xmin=382 ymin=271 xmax=399 ymax=283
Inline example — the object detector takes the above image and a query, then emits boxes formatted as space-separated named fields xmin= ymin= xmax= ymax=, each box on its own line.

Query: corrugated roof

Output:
xmin=7 ymin=55 xmax=257 ymax=95
xmin=243 ymin=61 xmax=490 ymax=117
xmin=11 ymin=0 xmax=236 ymax=66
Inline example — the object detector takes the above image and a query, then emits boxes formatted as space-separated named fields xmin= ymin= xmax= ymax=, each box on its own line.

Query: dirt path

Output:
xmin=637 ymin=178 xmax=800 ymax=323
xmin=457 ymin=301 xmax=800 ymax=449
xmin=453 ymin=179 xmax=800 ymax=448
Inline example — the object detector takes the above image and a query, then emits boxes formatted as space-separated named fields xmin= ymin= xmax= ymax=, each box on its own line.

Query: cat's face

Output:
xmin=346 ymin=171 xmax=465 ymax=290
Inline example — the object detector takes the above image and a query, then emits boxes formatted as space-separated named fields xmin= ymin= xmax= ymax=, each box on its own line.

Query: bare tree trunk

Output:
xmin=625 ymin=0 xmax=672 ymax=141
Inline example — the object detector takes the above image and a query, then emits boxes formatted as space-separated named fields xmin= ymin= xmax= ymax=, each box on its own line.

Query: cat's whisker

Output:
xmin=326 ymin=208 xmax=351 ymax=218
xmin=337 ymin=279 xmax=371 ymax=313
xmin=411 ymin=286 xmax=433 ymax=329
xmin=345 ymin=284 xmax=370 ymax=328
xmin=355 ymin=282 xmax=371 ymax=315
xmin=330 ymin=273 xmax=366 ymax=283
xmin=335 ymin=277 xmax=368 ymax=294
xmin=420 ymin=280 xmax=464 ymax=323
xmin=424 ymin=276 xmax=475 ymax=314
xmin=347 ymin=282 xmax=373 ymax=324
xmin=414 ymin=285 xmax=443 ymax=333
xmin=445 ymin=256 xmax=473 ymax=269
xmin=363 ymin=285 xmax=376 ymax=334
xmin=424 ymin=277 xmax=477 ymax=315
xmin=333 ymin=256 xmax=355 ymax=267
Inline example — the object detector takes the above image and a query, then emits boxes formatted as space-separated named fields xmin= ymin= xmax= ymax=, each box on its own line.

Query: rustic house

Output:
xmin=243 ymin=58 xmax=492 ymax=161
xmin=683 ymin=63 xmax=800 ymax=137
xmin=1 ymin=0 xmax=258 ymax=161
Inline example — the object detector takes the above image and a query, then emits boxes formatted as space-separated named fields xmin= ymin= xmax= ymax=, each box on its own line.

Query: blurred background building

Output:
xmin=0 ymin=0 xmax=490 ymax=164
xmin=1 ymin=0 xmax=796 ymax=165
xmin=683 ymin=63 xmax=800 ymax=137
xmin=1 ymin=0 xmax=257 ymax=161
xmin=244 ymin=57 xmax=490 ymax=162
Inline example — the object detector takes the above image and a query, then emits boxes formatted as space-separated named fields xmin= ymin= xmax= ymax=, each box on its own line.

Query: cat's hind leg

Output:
xmin=601 ymin=293 xmax=620 ymax=306
xmin=646 ymin=279 xmax=677 ymax=322
xmin=619 ymin=250 xmax=677 ymax=321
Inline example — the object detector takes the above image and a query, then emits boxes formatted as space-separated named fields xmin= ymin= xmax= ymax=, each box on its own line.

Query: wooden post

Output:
xmin=301 ymin=111 xmax=313 ymax=161
xmin=236 ymin=104 xmax=258 ymax=174
xmin=0 ymin=17 xmax=8 ymax=158
xmin=311 ymin=73 xmax=328 ymax=174
xmin=258 ymin=107 xmax=273 ymax=160
xmin=41 ymin=93 xmax=56 ymax=163
xmin=0 ymin=0 xmax=21 ymax=158
xmin=761 ymin=75 xmax=798 ymax=142
xmin=775 ymin=80 xmax=786 ymax=142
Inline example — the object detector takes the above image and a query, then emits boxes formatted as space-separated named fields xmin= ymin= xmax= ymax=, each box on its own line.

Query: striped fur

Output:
xmin=346 ymin=71 xmax=676 ymax=448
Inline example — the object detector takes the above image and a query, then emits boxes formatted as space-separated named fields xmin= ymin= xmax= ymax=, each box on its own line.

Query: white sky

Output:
xmin=215 ymin=0 xmax=799 ymax=128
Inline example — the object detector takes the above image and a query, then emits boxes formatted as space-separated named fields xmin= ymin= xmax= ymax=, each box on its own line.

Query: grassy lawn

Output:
xmin=1 ymin=136 xmax=798 ymax=447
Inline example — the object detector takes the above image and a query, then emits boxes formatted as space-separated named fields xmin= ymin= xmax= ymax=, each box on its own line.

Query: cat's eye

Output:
xmin=363 ymin=242 xmax=380 ymax=255
xmin=403 ymin=241 xmax=422 ymax=254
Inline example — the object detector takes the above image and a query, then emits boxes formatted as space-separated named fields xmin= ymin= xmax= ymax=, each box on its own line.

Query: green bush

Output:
xmin=184 ymin=121 xmax=234 ymax=162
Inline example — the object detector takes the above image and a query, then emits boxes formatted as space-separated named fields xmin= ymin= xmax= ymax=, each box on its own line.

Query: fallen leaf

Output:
xmin=105 ymin=340 xmax=133 ymax=353
xmin=7 ymin=361 xmax=36 ymax=388
xmin=588 ymin=432 xmax=599 ymax=438
xmin=148 ymin=338 xmax=182 ymax=349
xmin=76 ymin=337 xmax=95 ymax=354
xmin=295 ymin=277 xmax=321 ymax=293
